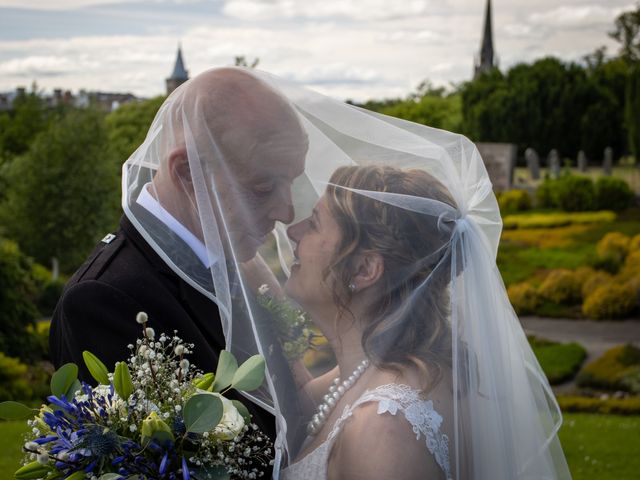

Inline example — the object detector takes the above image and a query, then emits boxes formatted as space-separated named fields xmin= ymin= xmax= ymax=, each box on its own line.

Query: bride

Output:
xmin=281 ymin=165 xmax=457 ymax=479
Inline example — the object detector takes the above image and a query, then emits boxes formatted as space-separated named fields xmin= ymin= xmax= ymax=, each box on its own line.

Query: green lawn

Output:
xmin=0 ymin=421 xmax=28 ymax=476
xmin=1 ymin=413 xmax=639 ymax=479
xmin=559 ymin=413 xmax=640 ymax=480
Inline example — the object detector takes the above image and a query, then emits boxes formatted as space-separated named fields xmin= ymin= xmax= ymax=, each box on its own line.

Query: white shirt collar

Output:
xmin=136 ymin=183 xmax=218 ymax=268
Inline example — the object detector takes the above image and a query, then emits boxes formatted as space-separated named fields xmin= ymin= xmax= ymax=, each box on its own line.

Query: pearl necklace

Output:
xmin=307 ymin=358 xmax=370 ymax=436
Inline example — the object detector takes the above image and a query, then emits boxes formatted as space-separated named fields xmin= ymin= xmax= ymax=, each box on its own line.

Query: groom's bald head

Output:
xmin=155 ymin=67 xmax=308 ymax=261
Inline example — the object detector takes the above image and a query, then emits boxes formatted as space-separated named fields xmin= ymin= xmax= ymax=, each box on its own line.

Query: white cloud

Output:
xmin=528 ymin=4 xmax=633 ymax=29
xmin=0 ymin=0 xmax=636 ymax=101
xmin=0 ymin=0 xmax=200 ymax=9
xmin=222 ymin=0 xmax=434 ymax=21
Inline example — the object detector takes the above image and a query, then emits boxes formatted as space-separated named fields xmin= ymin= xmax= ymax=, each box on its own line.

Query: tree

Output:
xmin=0 ymin=238 xmax=39 ymax=361
xmin=0 ymin=91 xmax=49 ymax=162
xmin=610 ymin=3 xmax=640 ymax=160
xmin=234 ymin=56 xmax=260 ymax=68
xmin=358 ymin=80 xmax=462 ymax=132
xmin=0 ymin=108 xmax=117 ymax=273
xmin=105 ymin=96 xmax=165 ymax=164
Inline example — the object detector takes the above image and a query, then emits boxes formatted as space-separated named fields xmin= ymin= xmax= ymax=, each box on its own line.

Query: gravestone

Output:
xmin=603 ymin=147 xmax=613 ymax=175
xmin=548 ymin=149 xmax=560 ymax=179
xmin=525 ymin=148 xmax=540 ymax=180
xmin=577 ymin=150 xmax=588 ymax=172
xmin=475 ymin=143 xmax=517 ymax=191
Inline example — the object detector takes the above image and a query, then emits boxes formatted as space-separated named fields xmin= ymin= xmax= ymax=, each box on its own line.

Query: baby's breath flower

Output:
xmin=136 ymin=311 xmax=148 ymax=324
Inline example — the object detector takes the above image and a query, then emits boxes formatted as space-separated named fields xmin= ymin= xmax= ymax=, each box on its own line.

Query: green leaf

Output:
xmin=0 ymin=401 xmax=33 ymax=420
xmin=183 ymin=393 xmax=223 ymax=433
xmin=65 ymin=379 xmax=82 ymax=400
xmin=50 ymin=363 xmax=78 ymax=398
xmin=114 ymin=362 xmax=134 ymax=400
xmin=193 ymin=372 xmax=215 ymax=391
xmin=213 ymin=350 xmax=238 ymax=392
xmin=15 ymin=461 xmax=51 ymax=480
xmin=99 ymin=474 xmax=124 ymax=480
xmin=230 ymin=400 xmax=251 ymax=423
xmin=82 ymin=351 xmax=110 ymax=385
xmin=231 ymin=355 xmax=265 ymax=391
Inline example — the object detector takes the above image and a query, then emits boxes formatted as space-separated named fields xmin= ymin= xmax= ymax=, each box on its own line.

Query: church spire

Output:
xmin=166 ymin=44 xmax=189 ymax=95
xmin=474 ymin=0 xmax=496 ymax=79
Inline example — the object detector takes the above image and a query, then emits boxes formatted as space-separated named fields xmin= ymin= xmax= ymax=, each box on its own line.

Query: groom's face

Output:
xmin=213 ymin=126 xmax=307 ymax=262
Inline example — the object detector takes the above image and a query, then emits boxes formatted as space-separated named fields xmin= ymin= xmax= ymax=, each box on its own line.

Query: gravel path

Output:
xmin=519 ymin=316 xmax=640 ymax=394
xmin=520 ymin=316 xmax=640 ymax=361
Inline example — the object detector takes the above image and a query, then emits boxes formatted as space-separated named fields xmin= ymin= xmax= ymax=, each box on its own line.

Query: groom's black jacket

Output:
xmin=49 ymin=212 xmax=277 ymax=444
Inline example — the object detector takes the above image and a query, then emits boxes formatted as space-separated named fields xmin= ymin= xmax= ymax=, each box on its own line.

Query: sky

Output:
xmin=0 ymin=0 xmax=636 ymax=102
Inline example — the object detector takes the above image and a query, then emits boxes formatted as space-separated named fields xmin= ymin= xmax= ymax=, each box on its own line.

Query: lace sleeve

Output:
xmin=327 ymin=384 xmax=452 ymax=480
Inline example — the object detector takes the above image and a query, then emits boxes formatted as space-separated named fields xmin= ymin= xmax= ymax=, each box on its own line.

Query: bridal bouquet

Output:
xmin=0 ymin=312 xmax=273 ymax=480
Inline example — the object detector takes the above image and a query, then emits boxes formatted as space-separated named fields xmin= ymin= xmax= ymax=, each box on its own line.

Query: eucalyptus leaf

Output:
xmin=50 ymin=363 xmax=78 ymax=398
xmin=65 ymin=379 xmax=82 ymax=400
xmin=98 ymin=475 xmax=123 ymax=480
xmin=114 ymin=362 xmax=134 ymax=400
xmin=231 ymin=355 xmax=265 ymax=391
xmin=230 ymin=400 xmax=251 ymax=423
xmin=183 ymin=393 xmax=223 ymax=433
xmin=14 ymin=461 xmax=52 ymax=480
xmin=0 ymin=401 xmax=33 ymax=420
xmin=193 ymin=372 xmax=215 ymax=391
xmin=213 ymin=350 xmax=238 ymax=392
xmin=82 ymin=351 xmax=110 ymax=385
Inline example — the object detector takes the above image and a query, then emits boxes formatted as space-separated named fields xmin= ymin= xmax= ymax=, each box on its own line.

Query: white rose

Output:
xmin=196 ymin=390 xmax=245 ymax=440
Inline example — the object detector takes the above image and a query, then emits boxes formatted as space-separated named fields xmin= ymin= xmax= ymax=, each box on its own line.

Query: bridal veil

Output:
xmin=122 ymin=67 xmax=571 ymax=479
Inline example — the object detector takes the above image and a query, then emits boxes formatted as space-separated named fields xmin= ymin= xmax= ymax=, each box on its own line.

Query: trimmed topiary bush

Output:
xmin=582 ymin=284 xmax=636 ymax=320
xmin=0 ymin=352 xmax=31 ymax=400
xmin=594 ymin=232 xmax=631 ymax=272
xmin=577 ymin=344 xmax=640 ymax=393
xmin=619 ymin=250 xmax=640 ymax=282
xmin=535 ymin=179 xmax=555 ymax=209
xmin=557 ymin=395 xmax=640 ymax=415
xmin=594 ymin=176 xmax=634 ymax=211
xmin=581 ymin=270 xmax=614 ymax=299
xmin=534 ymin=174 xmax=597 ymax=211
xmin=498 ymin=189 xmax=532 ymax=214
xmin=538 ymin=269 xmax=582 ymax=305
xmin=552 ymin=175 xmax=596 ymax=212
xmin=507 ymin=282 xmax=540 ymax=314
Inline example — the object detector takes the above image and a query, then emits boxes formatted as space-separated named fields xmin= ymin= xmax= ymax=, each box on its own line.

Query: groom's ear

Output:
xmin=351 ymin=252 xmax=384 ymax=291
xmin=167 ymin=147 xmax=191 ymax=186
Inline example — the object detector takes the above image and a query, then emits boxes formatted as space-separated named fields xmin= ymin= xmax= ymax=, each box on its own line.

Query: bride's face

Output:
xmin=284 ymin=195 xmax=342 ymax=312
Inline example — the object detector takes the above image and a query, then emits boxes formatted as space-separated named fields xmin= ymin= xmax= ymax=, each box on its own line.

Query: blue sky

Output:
xmin=0 ymin=0 xmax=635 ymax=101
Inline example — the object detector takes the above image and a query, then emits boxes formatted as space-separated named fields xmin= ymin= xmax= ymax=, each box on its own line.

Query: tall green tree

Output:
xmin=0 ymin=108 xmax=117 ymax=273
xmin=0 ymin=91 xmax=49 ymax=162
xmin=610 ymin=3 xmax=640 ymax=160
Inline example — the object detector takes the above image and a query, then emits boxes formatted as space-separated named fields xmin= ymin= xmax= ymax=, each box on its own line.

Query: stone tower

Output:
xmin=166 ymin=45 xmax=189 ymax=95
xmin=474 ymin=0 xmax=497 ymax=79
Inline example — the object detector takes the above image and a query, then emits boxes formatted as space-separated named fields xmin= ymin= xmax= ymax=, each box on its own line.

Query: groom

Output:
xmin=49 ymin=68 xmax=308 ymax=445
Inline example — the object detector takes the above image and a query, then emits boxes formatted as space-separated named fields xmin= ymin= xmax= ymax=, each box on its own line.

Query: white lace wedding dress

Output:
xmin=281 ymin=383 xmax=452 ymax=480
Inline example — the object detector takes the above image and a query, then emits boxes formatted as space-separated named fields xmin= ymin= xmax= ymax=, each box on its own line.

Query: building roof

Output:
xmin=169 ymin=46 xmax=189 ymax=81
xmin=474 ymin=0 xmax=496 ymax=78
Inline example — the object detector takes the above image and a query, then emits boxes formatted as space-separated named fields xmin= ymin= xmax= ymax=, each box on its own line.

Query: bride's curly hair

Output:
xmin=325 ymin=165 xmax=460 ymax=391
